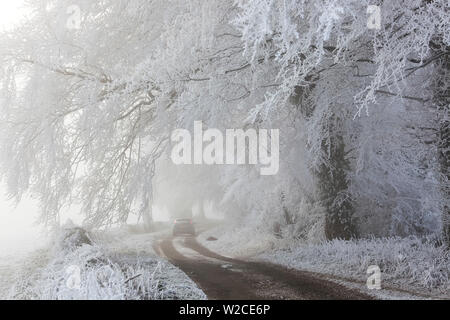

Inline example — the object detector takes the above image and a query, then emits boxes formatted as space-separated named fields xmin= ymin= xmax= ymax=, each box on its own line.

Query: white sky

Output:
xmin=0 ymin=0 xmax=28 ymax=31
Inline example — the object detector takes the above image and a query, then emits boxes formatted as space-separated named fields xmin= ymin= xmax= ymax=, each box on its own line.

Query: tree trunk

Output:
xmin=291 ymin=78 xmax=357 ymax=240
xmin=280 ymin=192 xmax=294 ymax=225
xmin=317 ymin=115 xmax=357 ymax=240
xmin=142 ymin=208 xmax=153 ymax=232
xmin=431 ymin=40 xmax=450 ymax=248
xmin=197 ymin=200 xmax=206 ymax=220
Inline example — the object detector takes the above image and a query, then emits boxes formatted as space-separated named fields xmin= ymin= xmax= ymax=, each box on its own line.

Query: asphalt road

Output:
xmin=154 ymin=235 xmax=373 ymax=300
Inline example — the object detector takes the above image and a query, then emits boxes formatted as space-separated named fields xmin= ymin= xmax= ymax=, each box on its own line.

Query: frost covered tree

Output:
xmin=0 ymin=0 xmax=178 ymax=228
xmin=0 ymin=0 xmax=240 ymax=229
xmin=231 ymin=0 xmax=448 ymax=240
xmin=0 ymin=0 xmax=448 ymax=245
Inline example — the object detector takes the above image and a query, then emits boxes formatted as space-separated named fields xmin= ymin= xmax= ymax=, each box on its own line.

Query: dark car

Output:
xmin=173 ymin=218 xmax=196 ymax=236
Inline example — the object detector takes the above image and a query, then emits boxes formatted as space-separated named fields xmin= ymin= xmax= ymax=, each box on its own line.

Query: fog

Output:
xmin=0 ymin=1 xmax=27 ymax=31
xmin=0 ymin=186 xmax=43 ymax=256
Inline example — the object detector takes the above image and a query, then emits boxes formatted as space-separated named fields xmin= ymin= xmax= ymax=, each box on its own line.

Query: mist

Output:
xmin=0 ymin=0 xmax=448 ymax=302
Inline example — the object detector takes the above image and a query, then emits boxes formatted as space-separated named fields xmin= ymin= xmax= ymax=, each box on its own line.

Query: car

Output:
xmin=173 ymin=218 xmax=196 ymax=236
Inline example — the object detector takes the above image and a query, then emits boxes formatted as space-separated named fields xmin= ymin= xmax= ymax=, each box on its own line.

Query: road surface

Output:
xmin=154 ymin=235 xmax=373 ymax=300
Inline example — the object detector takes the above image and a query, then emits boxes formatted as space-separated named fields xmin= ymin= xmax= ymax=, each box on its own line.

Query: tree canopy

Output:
xmin=0 ymin=0 xmax=448 ymax=242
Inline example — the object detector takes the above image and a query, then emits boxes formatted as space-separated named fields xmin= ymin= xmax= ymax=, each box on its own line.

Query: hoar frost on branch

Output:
xmin=0 ymin=0 xmax=448 ymax=244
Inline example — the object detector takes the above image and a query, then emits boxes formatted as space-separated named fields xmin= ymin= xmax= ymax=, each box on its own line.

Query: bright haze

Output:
xmin=0 ymin=1 xmax=27 ymax=31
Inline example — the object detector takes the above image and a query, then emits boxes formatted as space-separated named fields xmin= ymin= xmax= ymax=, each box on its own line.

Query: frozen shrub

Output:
xmin=8 ymin=227 xmax=206 ymax=300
